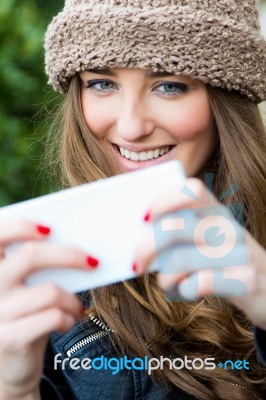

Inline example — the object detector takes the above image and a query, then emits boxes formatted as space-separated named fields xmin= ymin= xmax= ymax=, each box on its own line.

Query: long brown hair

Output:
xmin=45 ymin=75 xmax=266 ymax=399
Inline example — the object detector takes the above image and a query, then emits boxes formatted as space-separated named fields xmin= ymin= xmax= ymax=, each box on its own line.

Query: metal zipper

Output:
xmin=66 ymin=317 xmax=262 ymax=400
xmin=66 ymin=314 xmax=113 ymax=357
xmin=224 ymin=380 xmax=262 ymax=400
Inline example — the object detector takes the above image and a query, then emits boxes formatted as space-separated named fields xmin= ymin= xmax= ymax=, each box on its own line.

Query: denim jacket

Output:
xmin=42 ymin=317 xmax=198 ymax=400
xmin=41 ymin=296 xmax=266 ymax=400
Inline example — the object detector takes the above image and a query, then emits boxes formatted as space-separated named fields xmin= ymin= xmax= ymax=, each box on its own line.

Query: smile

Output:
xmin=111 ymin=144 xmax=177 ymax=172
xmin=118 ymin=145 xmax=174 ymax=161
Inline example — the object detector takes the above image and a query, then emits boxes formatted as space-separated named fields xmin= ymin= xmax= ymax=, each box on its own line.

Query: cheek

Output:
xmin=157 ymin=93 xmax=212 ymax=141
xmin=81 ymin=92 xmax=111 ymax=139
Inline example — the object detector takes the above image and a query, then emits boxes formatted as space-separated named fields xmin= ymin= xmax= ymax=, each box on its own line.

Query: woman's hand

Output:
xmin=133 ymin=178 xmax=266 ymax=330
xmin=0 ymin=220 xmax=98 ymax=398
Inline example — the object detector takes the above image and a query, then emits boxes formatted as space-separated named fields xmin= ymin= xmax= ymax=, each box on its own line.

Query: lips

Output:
xmin=117 ymin=145 xmax=174 ymax=161
xmin=111 ymin=144 xmax=177 ymax=172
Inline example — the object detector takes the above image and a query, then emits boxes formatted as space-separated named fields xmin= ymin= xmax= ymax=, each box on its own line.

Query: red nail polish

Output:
xmin=36 ymin=225 xmax=51 ymax=235
xmin=80 ymin=305 xmax=86 ymax=316
xmin=143 ymin=211 xmax=151 ymax=223
xmin=132 ymin=262 xmax=137 ymax=272
xmin=87 ymin=256 xmax=99 ymax=269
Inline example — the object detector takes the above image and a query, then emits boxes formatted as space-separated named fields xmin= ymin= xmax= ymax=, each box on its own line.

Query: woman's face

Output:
xmin=79 ymin=68 xmax=215 ymax=176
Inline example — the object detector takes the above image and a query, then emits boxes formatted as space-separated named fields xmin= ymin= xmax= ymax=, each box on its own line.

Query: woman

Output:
xmin=0 ymin=0 xmax=266 ymax=399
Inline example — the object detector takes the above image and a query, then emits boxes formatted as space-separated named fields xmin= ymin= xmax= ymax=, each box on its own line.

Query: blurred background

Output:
xmin=0 ymin=0 xmax=64 ymax=206
xmin=0 ymin=0 xmax=265 ymax=207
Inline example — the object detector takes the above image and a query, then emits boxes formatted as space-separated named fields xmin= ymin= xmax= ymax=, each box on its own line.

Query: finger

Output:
xmin=133 ymin=228 xmax=202 ymax=275
xmin=135 ymin=204 xmax=246 ymax=275
xmin=0 ymin=309 xmax=77 ymax=352
xmin=0 ymin=242 xmax=99 ymax=291
xmin=177 ymin=265 xmax=255 ymax=301
xmin=143 ymin=178 xmax=218 ymax=223
xmin=0 ymin=220 xmax=51 ymax=246
xmin=134 ymin=220 xmax=201 ymax=275
xmin=157 ymin=271 xmax=189 ymax=291
xmin=0 ymin=247 xmax=4 ymax=261
xmin=0 ymin=284 xmax=83 ymax=321
xmin=134 ymin=225 xmax=239 ymax=276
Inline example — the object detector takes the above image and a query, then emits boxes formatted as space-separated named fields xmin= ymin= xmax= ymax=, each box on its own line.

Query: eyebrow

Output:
xmin=85 ymin=68 xmax=175 ymax=78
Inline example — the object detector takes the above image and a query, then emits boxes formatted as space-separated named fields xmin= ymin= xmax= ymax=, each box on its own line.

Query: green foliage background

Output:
xmin=0 ymin=0 xmax=265 ymax=207
xmin=0 ymin=0 xmax=64 ymax=206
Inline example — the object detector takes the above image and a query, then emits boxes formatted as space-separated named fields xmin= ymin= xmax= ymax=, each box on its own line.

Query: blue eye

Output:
xmin=154 ymin=82 xmax=188 ymax=96
xmin=85 ymin=80 xmax=116 ymax=93
xmin=84 ymin=80 xmax=188 ymax=96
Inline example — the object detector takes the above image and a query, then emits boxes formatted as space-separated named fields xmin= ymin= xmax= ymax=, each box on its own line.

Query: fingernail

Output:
xmin=80 ymin=305 xmax=86 ymax=317
xmin=36 ymin=225 xmax=51 ymax=235
xmin=86 ymin=256 xmax=99 ymax=269
xmin=143 ymin=211 xmax=152 ymax=223
xmin=132 ymin=262 xmax=137 ymax=272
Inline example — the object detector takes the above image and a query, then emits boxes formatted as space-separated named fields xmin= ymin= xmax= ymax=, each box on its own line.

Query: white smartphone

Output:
xmin=0 ymin=160 xmax=186 ymax=293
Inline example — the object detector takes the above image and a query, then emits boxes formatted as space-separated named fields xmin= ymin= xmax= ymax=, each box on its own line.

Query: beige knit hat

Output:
xmin=44 ymin=0 xmax=266 ymax=103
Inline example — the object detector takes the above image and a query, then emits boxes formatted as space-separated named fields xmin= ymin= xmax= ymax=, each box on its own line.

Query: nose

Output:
xmin=116 ymin=99 xmax=154 ymax=142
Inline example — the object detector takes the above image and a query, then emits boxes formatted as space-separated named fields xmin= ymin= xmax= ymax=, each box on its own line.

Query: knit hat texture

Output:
xmin=44 ymin=0 xmax=266 ymax=103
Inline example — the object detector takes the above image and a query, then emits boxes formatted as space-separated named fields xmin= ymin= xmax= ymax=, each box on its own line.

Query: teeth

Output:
xmin=130 ymin=152 xmax=139 ymax=161
xmin=124 ymin=149 xmax=130 ymax=159
xmin=118 ymin=146 xmax=172 ymax=161
xmin=139 ymin=151 xmax=147 ymax=161
xmin=148 ymin=151 xmax=154 ymax=160
xmin=154 ymin=149 xmax=160 ymax=158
